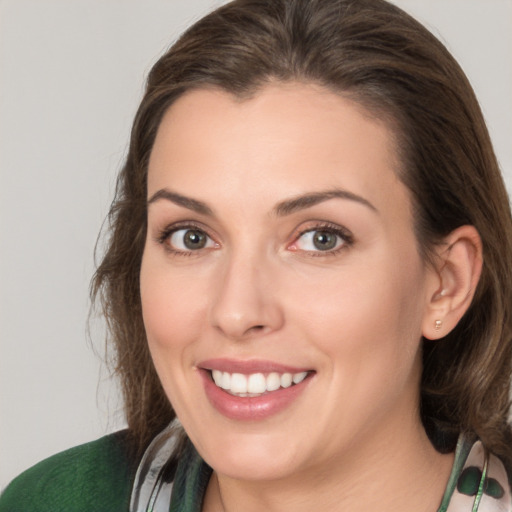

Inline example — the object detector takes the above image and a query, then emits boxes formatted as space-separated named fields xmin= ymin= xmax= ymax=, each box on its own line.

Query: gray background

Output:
xmin=1 ymin=0 xmax=511 ymax=490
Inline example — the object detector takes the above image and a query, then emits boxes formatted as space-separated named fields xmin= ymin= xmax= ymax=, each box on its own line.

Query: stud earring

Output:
xmin=435 ymin=320 xmax=442 ymax=330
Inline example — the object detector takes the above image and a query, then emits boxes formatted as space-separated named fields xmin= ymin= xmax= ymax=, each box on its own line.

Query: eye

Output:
xmin=166 ymin=228 xmax=216 ymax=252
xmin=290 ymin=226 xmax=352 ymax=253
xmin=296 ymin=230 xmax=342 ymax=251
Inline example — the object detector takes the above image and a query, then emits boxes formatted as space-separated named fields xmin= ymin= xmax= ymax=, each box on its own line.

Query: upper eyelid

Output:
xmin=155 ymin=221 xmax=215 ymax=243
xmin=157 ymin=220 xmax=213 ymax=234
xmin=293 ymin=222 xmax=353 ymax=239
xmin=298 ymin=225 xmax=350 ymax=236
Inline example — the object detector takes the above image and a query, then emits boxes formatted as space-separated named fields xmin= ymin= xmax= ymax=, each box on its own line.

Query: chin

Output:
xmin=193 ymin=425 xmax=306 ymax=481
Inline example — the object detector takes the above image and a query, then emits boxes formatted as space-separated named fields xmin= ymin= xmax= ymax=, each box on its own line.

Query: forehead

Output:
xmin=147 ymin=83 xmax=408 ymax=219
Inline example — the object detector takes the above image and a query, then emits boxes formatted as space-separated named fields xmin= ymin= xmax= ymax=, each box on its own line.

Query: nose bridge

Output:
xmin=210 ymin=243 xmax=283 ymax=340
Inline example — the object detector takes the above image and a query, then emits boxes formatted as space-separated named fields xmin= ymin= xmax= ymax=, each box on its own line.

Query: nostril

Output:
xmin=246 ymin=325 xmax=266 ymax=335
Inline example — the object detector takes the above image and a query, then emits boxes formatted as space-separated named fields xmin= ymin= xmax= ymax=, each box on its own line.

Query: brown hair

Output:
xmin=92 ymin=0 xmax=512 ymax=463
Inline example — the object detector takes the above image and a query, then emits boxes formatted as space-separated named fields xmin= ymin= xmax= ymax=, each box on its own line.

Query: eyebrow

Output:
xmin=147 ymin=187 xmax=377 ymax=217
xmin=147 ymin=189 xmax=214 ymax=216
xmin=273 ymin=189 xmax=377 ymax=216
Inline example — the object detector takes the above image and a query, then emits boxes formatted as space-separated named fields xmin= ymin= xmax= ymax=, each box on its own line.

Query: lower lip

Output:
xmin=200 ymin=370 xmax=312 ymax=421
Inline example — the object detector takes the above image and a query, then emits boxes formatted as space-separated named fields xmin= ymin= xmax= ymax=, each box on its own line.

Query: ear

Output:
xmin=422 ymin=225 xmax=483 ymax=340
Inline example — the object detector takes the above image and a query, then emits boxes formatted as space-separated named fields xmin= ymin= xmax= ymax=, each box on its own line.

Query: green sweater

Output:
xmin=0 ymin=431 xmax=138 ymax=512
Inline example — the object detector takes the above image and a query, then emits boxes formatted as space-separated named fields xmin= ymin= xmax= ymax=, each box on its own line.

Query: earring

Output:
xmin=435 ymin=320 xmax=442 ymax=331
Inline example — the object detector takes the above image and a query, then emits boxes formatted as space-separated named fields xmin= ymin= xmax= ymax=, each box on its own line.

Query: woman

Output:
xmin=1 ymin=0 xmax=511 ymax=510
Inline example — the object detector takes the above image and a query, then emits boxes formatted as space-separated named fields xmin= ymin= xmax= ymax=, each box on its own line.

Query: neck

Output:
xmin=203 ymin=416 xmax=454 ymax=512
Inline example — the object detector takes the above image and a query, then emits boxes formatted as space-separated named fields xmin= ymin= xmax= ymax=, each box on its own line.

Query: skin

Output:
xmin=140 ymin=83 xmax=470 ymax=512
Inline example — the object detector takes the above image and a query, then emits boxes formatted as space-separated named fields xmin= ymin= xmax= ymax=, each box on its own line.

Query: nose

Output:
xmin=209 ymin=252 xmax=284 ymax=341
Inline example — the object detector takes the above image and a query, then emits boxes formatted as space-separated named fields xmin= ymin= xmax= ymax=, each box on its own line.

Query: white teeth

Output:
xmin=210 ymin=370 xmax=309 ymax=395
xmin=212 ymin=369 xmax=222 ymax=387
xmin=230 ymin=373 xmax=247 ymax=394
xmin=293 ymin=371 xmax=308 ymax=384
xmin=247 ymin=373 xmax=266 ymax=394
xmin=280 ymin=373 xmax=293 ymax=388
xmin=220 ymin=372 xmax=231 ymax=390
xmin=266 ymin=372 xmax=281 ymax=391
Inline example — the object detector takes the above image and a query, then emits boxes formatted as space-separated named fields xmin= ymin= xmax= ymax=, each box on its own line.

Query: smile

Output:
xmin=198 ymin=360 xmax=314 ymax=421
xmin=211 ymin=370 xmax=309 ymax=396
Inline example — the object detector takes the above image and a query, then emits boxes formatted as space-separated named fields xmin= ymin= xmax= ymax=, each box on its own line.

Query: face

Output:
xmin=140 ymin=83 xmax=437 ymax=482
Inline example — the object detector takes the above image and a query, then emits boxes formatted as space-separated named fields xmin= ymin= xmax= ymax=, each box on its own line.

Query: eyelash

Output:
xmin=155 ymin=222 xmax=217 ymax=257
xmin=155 ymin=221 xmax=354 ymax=257
xmin=291 ymin=222 xmax=354 ymax=257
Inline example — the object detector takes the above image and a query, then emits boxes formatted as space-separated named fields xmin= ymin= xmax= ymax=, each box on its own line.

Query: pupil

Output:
xmin=184 ymin=230 xmax=206 ymax=249
xmin=313 ymin=231 xmax=337 ymax=250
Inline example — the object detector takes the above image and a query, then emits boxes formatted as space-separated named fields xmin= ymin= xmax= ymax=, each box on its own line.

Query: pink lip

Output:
xmin=197 ymin=359 xmax=314 ymax=421
xmin=199 ymin=358 xmax=311 ymax=375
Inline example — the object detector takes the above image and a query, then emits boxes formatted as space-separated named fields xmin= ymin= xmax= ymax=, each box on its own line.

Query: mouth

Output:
xmin=197 ymin=359 xmax=315 ymax=421
xmin=209 ymin=369 xmax=310 ymax=397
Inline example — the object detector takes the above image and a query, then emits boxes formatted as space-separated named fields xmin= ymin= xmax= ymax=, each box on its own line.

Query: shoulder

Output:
xmin=0 ymin=430 xmax=139 ymax=512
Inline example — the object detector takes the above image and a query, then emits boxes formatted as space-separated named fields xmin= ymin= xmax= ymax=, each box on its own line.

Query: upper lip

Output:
xmin=198 ymin=358 xmax=313 ymax=374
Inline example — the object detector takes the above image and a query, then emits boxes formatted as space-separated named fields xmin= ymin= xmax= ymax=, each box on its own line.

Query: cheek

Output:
xmin=139 ymin=252 xmax=208 ymax=356
xmin=139 ymin=251 xmax=213 ymax=414
xmin=291 ymin=250 xmax=427 ymax=373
